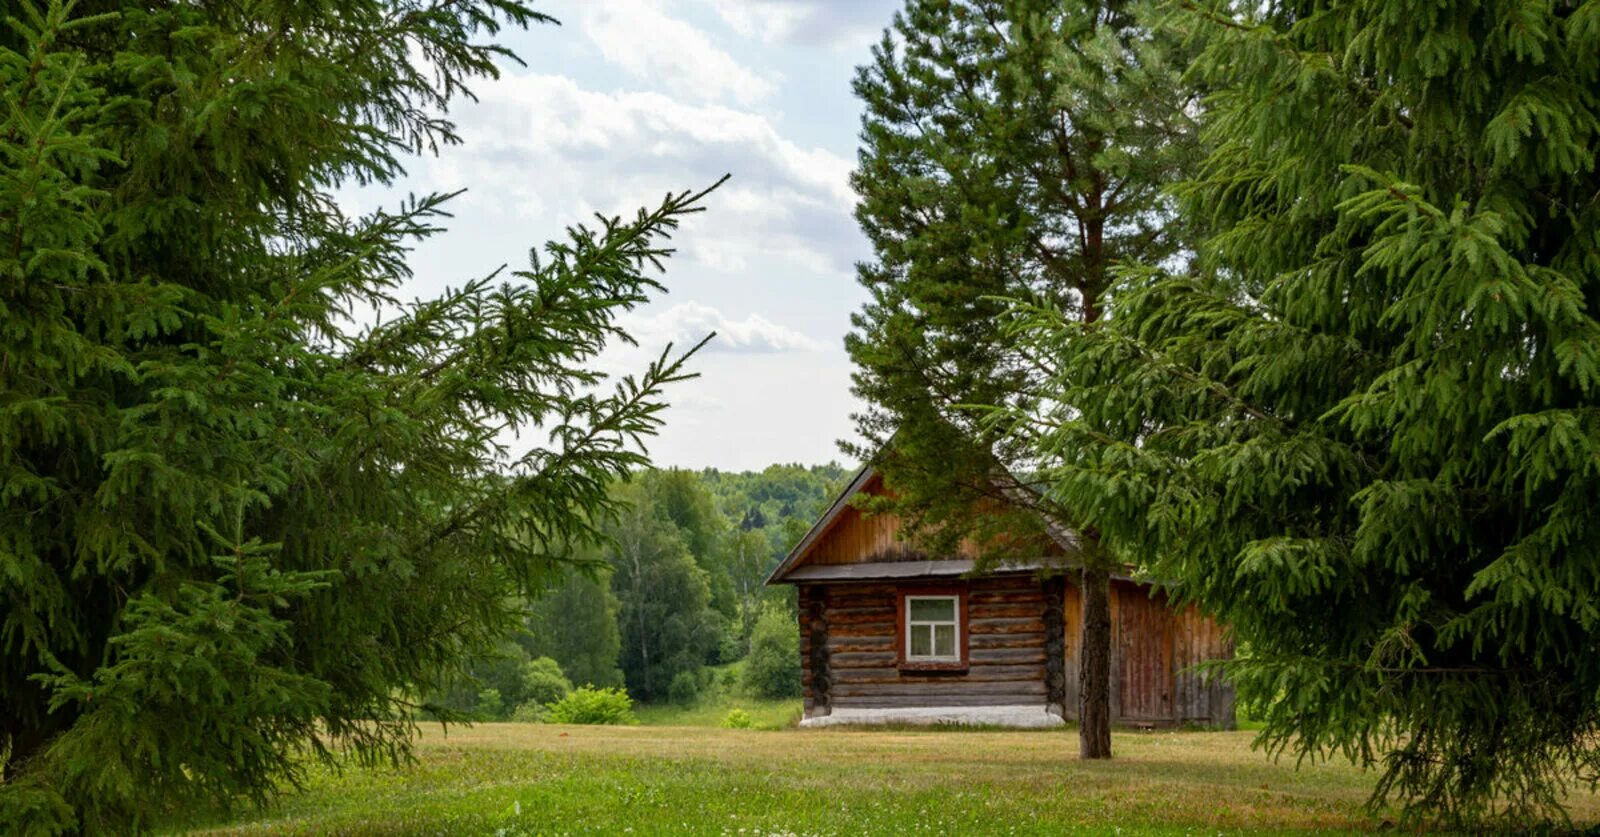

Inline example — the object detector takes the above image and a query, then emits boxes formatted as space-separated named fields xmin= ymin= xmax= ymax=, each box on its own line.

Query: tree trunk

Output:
xmin=992 ymin=475 xmax=1113 ymax=760
xmin=1079 ymin=563 xmax=1113 ymax=759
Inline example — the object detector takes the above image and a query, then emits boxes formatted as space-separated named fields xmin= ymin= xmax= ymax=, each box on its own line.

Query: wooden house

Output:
xmin=766 ymin=467 xmax=1236 ymax=728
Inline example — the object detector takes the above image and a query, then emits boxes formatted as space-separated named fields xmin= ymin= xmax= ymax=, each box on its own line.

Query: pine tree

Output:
xmin=847 ymin=0 xmax=1198 ymax=758
xmin=0 ymin=2 xmax=714 ymax=830
xmin=1003 ymin=0 xmax=1600 ymax=824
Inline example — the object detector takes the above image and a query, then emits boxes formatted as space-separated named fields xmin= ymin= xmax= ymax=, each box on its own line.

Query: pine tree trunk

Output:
xmin=1011 ymin=494 xmax=1114 ymax=761
xmin=1079 ymin=563 xmax=1113 ymax=759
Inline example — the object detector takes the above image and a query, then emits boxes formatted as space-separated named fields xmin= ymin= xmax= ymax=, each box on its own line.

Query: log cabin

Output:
xmin=766 ymin=467 xmax=1236 ymax=728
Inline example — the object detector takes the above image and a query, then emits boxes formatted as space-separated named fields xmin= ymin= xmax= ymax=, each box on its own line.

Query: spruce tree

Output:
xmin=0 ymin=2 xmax=712 ymax=830
xmin=1003 ymin=0 xmax=1600 ymax=824
xmin=847 ymin=0 xmax=1197 ymax=757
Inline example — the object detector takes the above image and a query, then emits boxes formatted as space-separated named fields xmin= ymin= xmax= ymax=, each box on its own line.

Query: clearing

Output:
xmin=183 ymin=723 xmax=1600 ymax=835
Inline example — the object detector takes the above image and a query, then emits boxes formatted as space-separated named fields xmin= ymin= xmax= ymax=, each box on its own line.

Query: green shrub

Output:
xmin=717 ymin=662 xmax=741 ymax=693
xmin=667 ymin=670 xmax=702 ymax=705
xmin=509 ymin=701 xmax=547 ymax=723
xmin=710 ymin=610 xmax=745 ymax=664
xmin=476 ymin=688 xmax=504 ymax=720
xmin=743 ymin=606 xmax=801 ymax=699
xmin=544 ymin=686 xmax=637 ymax=725
xmin=722 ymin=707 xmax=754 ymax=729
xmin=520 ymin=656 xmax=573 ymax=707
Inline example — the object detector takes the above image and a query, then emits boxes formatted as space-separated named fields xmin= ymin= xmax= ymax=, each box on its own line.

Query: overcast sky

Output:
xmin=341 ymin=0 xmax=902 ymax=471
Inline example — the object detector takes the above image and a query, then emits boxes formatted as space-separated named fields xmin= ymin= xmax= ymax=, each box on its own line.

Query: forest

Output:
xmin=426 ymin=465 xmax=848 ymax=720
xmin=3 ymin=0 xmax=1599 ymax=833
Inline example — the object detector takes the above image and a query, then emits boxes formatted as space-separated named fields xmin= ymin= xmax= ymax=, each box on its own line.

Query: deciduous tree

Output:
xmin=607 ymin=483 xmax=719 ymax=702
xmin=524 ymin=567 xmax=625 ymax=689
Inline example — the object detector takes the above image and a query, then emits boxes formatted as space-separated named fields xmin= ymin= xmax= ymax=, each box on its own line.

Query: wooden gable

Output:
xmin=800 ymin=472 xmax=978 ymax=566
xmin=768 ymin=467 xmax=1007 ymax=584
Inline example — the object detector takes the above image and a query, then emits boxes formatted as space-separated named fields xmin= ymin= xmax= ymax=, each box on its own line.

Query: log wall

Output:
xmin=799 ymin=575 xmax=1049 ymax=713
xmin=800 ymin=575 xmax=1235 ymax=727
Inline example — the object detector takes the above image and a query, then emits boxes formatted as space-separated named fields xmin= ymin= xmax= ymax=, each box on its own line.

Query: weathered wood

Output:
xmin=968 ymin=647 xmax=1047 ymax=665
xmin=1061 ymin=580 xmax=1081 ymax=720
xmin=969 ymin=617 xmax=1045 ymax=635
xmin=826 ymin=636 xmax=895 ymax=653
xmin=807 ymin=585 xmax=831 ymax=715
xmin=798 ymin=586 xmax=814 ymax=705
xmin=1043 ymin=576 xmax=1067 ymax=713
xmin=1163 ymin=601 xmax=1236 ymax=727
xmin=967 ymin=591 xmax=1048 ymax=606
xmin=832 ymin=680 xmax=1048 ymax=698
xmin=825 ymin=594 xmax=899 ymax=611
xmin=828 ymin=646 xmax=1046 ymax=668
xmin=785 ymin=470 xmax=1238 ymax=728
xmin=968 ymin=633 xmax=1044 ymax=650
xmin=968 ymin=603 xmax=1042 ymax=620
xmin=800 ymin=473 xmax=992 ymax=567
xmin=1115 ymin=582 xmax=1175 ymax=721
xmin=828 ymin=609 xmax=898 ymax=626
xmin=827 ymin=621 xmax=896 ymax=638
xmin=827 ymin=603 xmax=896 ymax=616
xmin=965 ymin=575 xmax=1048 ymax=590
xmin=831 ymin=664 xmax=1044 ymax=685
xmin=828 ymin=651 xmax=900 ymax=669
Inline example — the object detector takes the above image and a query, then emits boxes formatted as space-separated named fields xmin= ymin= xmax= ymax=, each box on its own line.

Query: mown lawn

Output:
xmin=171 ymin=722 xmax=1600 ymax=835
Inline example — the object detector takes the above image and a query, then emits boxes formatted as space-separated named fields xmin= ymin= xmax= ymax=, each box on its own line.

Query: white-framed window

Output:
xmin=904 ymin=595 xmax=961 ymax=661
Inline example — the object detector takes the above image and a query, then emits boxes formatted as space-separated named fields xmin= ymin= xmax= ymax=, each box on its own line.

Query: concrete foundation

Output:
xmin=799 ymin=705 xmax=1066 ymax=729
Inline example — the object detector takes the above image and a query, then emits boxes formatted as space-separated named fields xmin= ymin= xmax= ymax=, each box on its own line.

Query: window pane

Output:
xmin=909 ymin=597 xmax=955 ymax=622
xmin=934 ymin=624 xmax=956 ymax=657
xmin=910 ymin=624 xmax=932 ymax=657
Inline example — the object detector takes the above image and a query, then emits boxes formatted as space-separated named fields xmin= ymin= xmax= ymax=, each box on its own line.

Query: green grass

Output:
xmin=634 ymin=696 xmax=801 ymax=729
xmin=170 ymin=722 xmax=1600 ymax=835
xmin=631 ymin=660 xmax=803 ymax=729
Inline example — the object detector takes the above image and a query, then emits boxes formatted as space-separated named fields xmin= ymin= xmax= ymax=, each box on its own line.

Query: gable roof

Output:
xmin=766 ymin=463 xmax=1086 ymax=585
xmin=764 ymin=464 xmax=878 ymax=585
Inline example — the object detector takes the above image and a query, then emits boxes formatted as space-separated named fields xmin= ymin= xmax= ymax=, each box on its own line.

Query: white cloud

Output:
xmin=621 ymin=301 xmax=827 ymax=354
xmin=702 ymin=0 xmax=901 ymax=50
xmin=577 ymin=0 xmax=777 ymax=105
xmin=344 ymin=15 xmax=878 ymax=469
xmin=428 ymin=72 xmax=863 ymax=276
xmin=641 ymin=349 xmax=862 ymax=470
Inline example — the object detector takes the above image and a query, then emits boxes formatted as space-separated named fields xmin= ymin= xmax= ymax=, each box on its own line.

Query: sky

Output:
xmin=341 ymin=0 xmax=904 ymax=471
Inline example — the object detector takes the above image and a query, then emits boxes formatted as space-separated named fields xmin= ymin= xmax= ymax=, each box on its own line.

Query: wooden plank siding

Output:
xmin=802 ymin=474 xmax=991 ymax=565
xmin=1115 ymin=580 xmax=1175 ymax=721
xmin=1108 ymin=580 xmax=1235 ymax=727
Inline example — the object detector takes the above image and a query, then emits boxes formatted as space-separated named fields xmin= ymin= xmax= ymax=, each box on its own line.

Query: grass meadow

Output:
xmin=171 ymin=710 xmax=1600 ymax=835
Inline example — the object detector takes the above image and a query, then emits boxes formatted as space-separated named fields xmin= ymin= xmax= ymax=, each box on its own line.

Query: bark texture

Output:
xmin=1079 ymin=563 xmax=1113 ymax=759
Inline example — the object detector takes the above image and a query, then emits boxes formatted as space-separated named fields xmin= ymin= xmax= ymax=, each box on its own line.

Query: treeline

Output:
xmin=430 ymin=464 xmax=849 ymax=718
